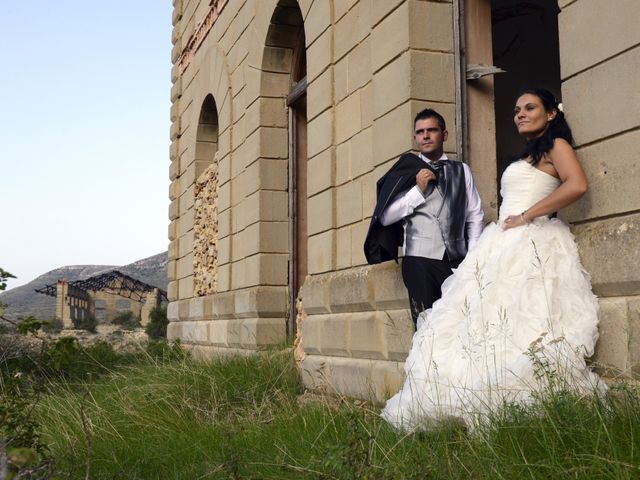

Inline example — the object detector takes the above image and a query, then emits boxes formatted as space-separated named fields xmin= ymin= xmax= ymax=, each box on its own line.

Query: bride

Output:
xmin=381 ymin=88 xmax=604 ymax=430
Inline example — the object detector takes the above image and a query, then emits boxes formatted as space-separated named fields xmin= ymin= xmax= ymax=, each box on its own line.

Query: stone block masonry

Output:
xmin=167 ymin=0 xmax=640 ymax=400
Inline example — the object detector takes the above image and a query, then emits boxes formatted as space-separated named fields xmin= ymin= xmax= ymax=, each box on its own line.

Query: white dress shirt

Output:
xmin=379 ymin=153 xmax=484 ymax=251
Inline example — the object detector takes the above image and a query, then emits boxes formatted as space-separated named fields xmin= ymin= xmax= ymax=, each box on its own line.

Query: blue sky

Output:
xmin=1 ymin=2 xmax=173 ymax=289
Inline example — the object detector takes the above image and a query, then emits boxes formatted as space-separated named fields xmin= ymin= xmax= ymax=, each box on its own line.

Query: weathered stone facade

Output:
xmin=52 ymin=280 xmax=162 ymax=329
xmin=168 ymin=0 xmax=640 ymax=400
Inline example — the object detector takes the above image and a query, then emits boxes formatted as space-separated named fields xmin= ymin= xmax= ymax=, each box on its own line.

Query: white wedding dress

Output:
xmin=381 ymin=160 xmax=603 ymax=430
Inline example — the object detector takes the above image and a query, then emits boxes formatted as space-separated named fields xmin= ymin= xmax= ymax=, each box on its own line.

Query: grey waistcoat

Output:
xmin=404 ymin=161 xmax=468 ymax=261
xmin=405 ymin=188 xmax=449 ymax=259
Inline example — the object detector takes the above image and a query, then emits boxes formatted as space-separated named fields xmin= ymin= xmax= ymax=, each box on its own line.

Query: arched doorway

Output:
xmin=287 ymin=23 xmax=307 ymax=338
xmin=463 ymin=0 xmax=562 ymax=211
xmin=262 ymin=0 xmax=306 ymax=339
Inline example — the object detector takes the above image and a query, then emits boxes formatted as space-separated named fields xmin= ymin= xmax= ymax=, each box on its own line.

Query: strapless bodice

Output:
xmin=498 ymin=160 xmax=560 ymax=221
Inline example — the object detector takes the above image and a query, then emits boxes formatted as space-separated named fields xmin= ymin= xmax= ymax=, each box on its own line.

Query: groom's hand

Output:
xmin=416 ymin=168 xmax=436 ymax=192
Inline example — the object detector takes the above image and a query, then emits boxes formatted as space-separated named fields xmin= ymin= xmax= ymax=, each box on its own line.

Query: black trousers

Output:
xmin=401 ymin=255 xmax=460 ymax=326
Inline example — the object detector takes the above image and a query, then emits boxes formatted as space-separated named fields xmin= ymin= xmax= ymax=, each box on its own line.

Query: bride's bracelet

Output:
xmin=520 ymin=210 xmax=530 ymax=223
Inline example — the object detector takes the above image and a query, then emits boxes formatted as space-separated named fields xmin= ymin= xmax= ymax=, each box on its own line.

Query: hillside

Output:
xmin=0 ymin=252 xmax=168 ymax=321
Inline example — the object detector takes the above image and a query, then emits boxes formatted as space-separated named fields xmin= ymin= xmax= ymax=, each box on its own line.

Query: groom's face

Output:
xmin=414 ymin=117 xmax=448 ymax=158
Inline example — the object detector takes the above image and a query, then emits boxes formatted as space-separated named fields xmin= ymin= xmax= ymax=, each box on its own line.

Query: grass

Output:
xmin=27 ymin=346 xmax=640 ymax=479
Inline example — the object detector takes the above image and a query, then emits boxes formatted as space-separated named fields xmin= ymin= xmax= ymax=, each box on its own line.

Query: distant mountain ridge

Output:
xmin=0 ymin=252 xmax=168 ymax=321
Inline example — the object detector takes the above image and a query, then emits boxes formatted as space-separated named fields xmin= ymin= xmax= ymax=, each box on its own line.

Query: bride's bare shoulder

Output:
xmin=549 ymin=138 xmax=574 ymax=155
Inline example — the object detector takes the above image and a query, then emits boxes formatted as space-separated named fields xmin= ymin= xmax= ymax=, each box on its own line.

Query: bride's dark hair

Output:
xmin=517 ymin=87 xmax=574 ymax=167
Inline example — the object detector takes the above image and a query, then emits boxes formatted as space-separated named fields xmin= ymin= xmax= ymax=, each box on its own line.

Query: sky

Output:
xmin=1 ymin=1 xmax=173 ymax=290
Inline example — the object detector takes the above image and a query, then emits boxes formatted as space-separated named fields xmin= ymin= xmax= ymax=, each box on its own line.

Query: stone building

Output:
xmin=37 ymin=271 xmax=165 ymax=329
xmin=167 ymin=0 xmax=640 ymax=400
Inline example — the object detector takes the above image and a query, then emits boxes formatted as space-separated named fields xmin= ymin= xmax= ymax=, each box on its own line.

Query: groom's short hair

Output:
xmin=414 ymin=108 xmax=446 ymax=131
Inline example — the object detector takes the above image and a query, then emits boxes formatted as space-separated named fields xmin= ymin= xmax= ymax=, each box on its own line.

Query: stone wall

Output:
xmin=92 ymin=290 xmax=143 ymax=322
xmin=167 ymin=0 xmax=640 ymax=397
xmin=295 ymin=0 xmax=460 ymax=399
xmin=167 ymin=0 xmax=458 ymax=363
xmin=559 ymin=0 xmax=640 ymax=379
xmin=297 ymin=262 xmax=414 ymax=402
xmin=167 ymin=0 xmax=293 ymax=354
xmin=140 ymin=289 xmax=162 ymax=327
xmin=55 ymin=280 xmax=159 ymax=328
xmin=193 ymin=160 xmax=219 ymax=296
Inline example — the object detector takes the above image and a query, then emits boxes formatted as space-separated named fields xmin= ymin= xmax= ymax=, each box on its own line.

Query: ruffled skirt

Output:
xmin=381 ymin=218 xmax=604 ymax=430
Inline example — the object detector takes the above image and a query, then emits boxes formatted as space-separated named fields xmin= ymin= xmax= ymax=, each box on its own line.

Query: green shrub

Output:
xmin=0 ymin=375 xmax=55 ymax=478
xmin=42 ymin=317 xmax=63 ymax=333
xmin=82 ymin=340 xmax=126 ymax=371
xmin=0 ymin=267 xmax=15 ymax=292
xmin=1 ymin=336 xmax=136 ymax=383
xmin=44 ymin=338 xmax=136 ymax=380
xmin=16 ymin=316 xmax=51 ymax=336
xmin=1 ymin=379 xmax=47 ymax=453
xmin=145 ymin=305 xmax=168 ymax=339
xmin=72 ymin=314 xmax=98 ymax=332
xmin=46 ymin=337 xmax=83 ymax=375
xmin=0 ymin=267 xmax=16 ymax=320
xmin=145 ymin=339 xmax=187 ymax=361
xmin=111 ymin=310 xmax=141 ymax=330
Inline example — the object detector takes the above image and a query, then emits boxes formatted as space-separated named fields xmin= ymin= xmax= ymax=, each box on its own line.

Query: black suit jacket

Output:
xmin=363 ymin=153 xmax=426 ymax=264
xmin=363 ymin=153 xmax=468 ymax=264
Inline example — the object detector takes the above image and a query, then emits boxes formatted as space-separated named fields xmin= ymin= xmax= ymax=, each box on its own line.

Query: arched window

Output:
xmin=193 ymin=94 xmax=220 ymax=296
xmin=195 ymin=94 xmax=219 ymax=168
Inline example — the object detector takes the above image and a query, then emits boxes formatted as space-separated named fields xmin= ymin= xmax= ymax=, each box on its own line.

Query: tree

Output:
xmin=145 ymin=306 xmax=168 ymax=339
xmin=0 ymin=268 xmax=16 ymax=322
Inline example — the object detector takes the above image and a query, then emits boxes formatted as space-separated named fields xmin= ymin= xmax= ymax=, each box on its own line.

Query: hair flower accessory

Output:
xmin=557 ymin=102 xmax=564 ymax=112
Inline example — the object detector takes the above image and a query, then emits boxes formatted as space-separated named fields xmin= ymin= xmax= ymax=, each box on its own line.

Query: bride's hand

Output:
xmin=503 ymin=213 xmax=528 ymax=230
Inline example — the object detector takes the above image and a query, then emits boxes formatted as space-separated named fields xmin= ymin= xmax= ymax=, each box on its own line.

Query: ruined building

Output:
xmin=37 ymin=271 xmax=166 ymax=328
xmin=168 ymin=0 xmax=640 ymax=400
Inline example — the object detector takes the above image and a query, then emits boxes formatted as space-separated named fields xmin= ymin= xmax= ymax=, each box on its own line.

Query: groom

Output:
xmin=364 ymin=108 xmax=484 ymax=326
